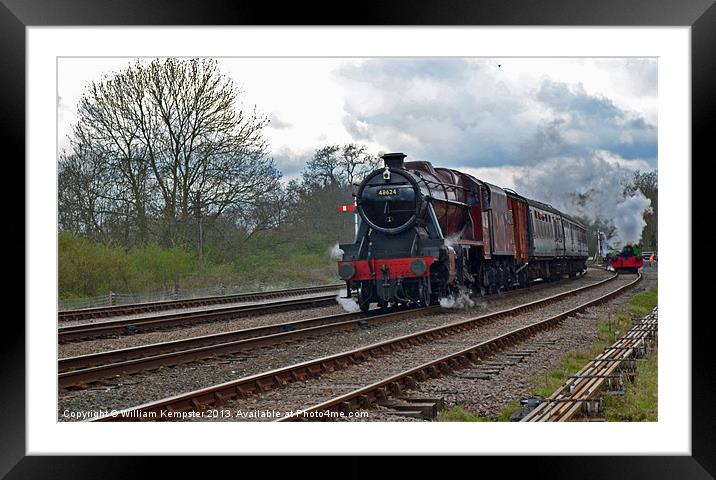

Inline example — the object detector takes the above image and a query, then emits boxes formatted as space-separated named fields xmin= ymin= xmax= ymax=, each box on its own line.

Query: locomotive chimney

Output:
xmin=382 ymin=152 xmax=407 ymax=170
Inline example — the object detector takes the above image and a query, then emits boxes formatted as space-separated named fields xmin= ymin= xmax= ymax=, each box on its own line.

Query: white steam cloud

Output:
xmin=514 ymin=152 xmax=653 ymax=248
xmin=443 ymin=233 xmax=462 ymax=249
xmin=336 ymin=292 xmax=361 ymax=312
xmin=328 ymin=243 xmax=344 ymax=261
xmin=439 ymin=287 xmax=475 ymax=309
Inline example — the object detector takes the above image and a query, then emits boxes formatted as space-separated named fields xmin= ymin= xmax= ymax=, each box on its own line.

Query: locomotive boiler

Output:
xmin=337 ymin=153 xmax=589 ymax=311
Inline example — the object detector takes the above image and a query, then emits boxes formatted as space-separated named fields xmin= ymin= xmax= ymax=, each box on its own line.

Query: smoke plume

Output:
xmin=514 ymin=152 xmax=653 ymax=248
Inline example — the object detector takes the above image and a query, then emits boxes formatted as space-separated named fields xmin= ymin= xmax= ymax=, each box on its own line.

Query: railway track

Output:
xmin=58 ymin=294 xmax=338 ymax=343
xmin=58 ymin=284 xmax=343 ymax=322
xmin=88 ymin=271 xmax=634 ymax=422
xmin=59 ymin=270 xmax=606 ymax=387
xmin=279 ymin=272 xmax=642 ymax=422
xmin=59 ymin=306 xmax=427 ymax=390
xmin=62 ymin=269 xmax=603 ymax=343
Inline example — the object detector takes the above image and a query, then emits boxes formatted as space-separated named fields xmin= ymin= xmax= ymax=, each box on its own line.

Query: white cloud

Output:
xmin=58 ymin=57 xmax=657 ymax=184
xmin=268 ymin=112 xmax=292 ymax=130
xmin=336 ymin=58 xmax=657 ymax=170
xmin=456 ymin=165 xmax=525 ymax=190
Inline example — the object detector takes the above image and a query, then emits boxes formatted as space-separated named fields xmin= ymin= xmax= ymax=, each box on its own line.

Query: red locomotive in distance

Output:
xmin=337 ymin=152 xmax=589 ymax=311
xmin=608 ymin=244 xmax=644 ymax=273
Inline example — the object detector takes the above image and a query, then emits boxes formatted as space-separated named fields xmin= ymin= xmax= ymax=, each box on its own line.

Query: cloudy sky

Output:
xmin=58 ymin=57 xmax=657 ymax=243
xmin=58 ymin=57 xmax=656 ymax=182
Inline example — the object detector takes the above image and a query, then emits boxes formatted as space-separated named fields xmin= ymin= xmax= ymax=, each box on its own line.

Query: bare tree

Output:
xmin=72 ymin=68 xmax=153 ymax=242
xmin=58 ymin=151 xmax=108 ymax=238
xmin=62 ymin=58 xmax=280 ymax=251
xmin=305 ymin=145 xmax=342 ymax=188
xmin=339 ymin=143 xmax=380 ymax=186
xmin=286 ymin=143 xmax=379 ymax=244
xmin=304 ymin=143 xmax=379 ymax=188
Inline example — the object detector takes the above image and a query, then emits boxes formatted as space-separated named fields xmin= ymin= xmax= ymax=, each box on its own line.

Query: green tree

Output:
xmin=632 ymin=170 xmax=658 ymax=251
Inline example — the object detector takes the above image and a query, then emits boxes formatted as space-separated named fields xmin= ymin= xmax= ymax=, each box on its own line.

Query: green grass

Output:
xmin=601 ymin=284 xmax=658 ymax=421
xmin=627 ymin=284 xmax=658 ymax=317
xmin=604 ymin=348 xmax=658 ymax=421
xmin=532 ymin=351 xmax=593 ymax=398
xmin=436 ymin=402 xmax=524 ymax=422
xmin=498 ymin=401 xmax=522 ymax=422
xmin=435 ymin=405 xmax=492 ymax=422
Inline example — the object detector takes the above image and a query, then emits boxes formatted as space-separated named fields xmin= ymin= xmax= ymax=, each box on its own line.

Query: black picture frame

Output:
xmin=5 ymin=0 xmax=711 ymax=477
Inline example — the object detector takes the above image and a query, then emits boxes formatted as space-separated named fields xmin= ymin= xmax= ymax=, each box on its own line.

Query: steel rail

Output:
xmin=89 ymin=270 xmax=623 ymax=422
xmin=58 ymin=294 xmax=338 ymax=343
xmin=278 ymin=273 xmax=642 ymax=421
xmin=60 ymin=273 xmax=606 ymax=387
xmin=59 ymin=306 xmax=434 ymax=390
xmin=60 ymin=308 xmax=386 ymax=372
xmin=62 ymin=267 xmax=602 ymax=342
xmin=60 ymin=271 xmax=604 ymax=380
xmin=58 ymin=284 xmax=344 ymax=322
xmin=60 ymin=269 xmax=598 ymax=369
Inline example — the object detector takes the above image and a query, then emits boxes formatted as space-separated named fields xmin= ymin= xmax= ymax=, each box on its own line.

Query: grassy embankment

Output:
xmin=437 ymin=284 xmax=658 ymax=422
xmin=59 ymin=231 xmax=338 ymax=300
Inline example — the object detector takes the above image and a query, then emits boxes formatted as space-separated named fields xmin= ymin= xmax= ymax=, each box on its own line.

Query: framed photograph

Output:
xmin=8 ymin=0 xmax=711 ymax=475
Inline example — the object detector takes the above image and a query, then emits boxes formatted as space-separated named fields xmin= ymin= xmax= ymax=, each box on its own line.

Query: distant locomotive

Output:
xmin=608 ymin=244 xmax=644 ymax=273
xmin=337 ymin=152 xmax=589 ymax=311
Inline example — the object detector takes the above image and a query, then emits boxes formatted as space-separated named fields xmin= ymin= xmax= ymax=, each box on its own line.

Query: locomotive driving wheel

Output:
xmin=419 ymin=278 xmax=431 ymax=306
xmin=358 ymin=283 xmax=372 ymax=312
xmin=520 ymin=270 xmax=529 ymax=288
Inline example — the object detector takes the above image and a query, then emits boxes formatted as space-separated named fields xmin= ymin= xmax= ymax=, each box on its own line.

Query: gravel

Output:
xmin=344 ymin=272 xmax=657 ymax=422
xmin=190 ymin=273 xmax=644 ymax=422
xmin=59 ymin=303 xmax=348 ymax=359
xmin=59 ymin=269 xmax=610 ymax=359
xmin=56 ymin=268 xmax=634 ymax=422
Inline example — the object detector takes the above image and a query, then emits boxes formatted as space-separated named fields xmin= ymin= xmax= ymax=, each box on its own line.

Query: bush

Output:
xmin=58 ymin=232 xmax=130 ymax=298
xmin=58 ymin=231 xmax=340 ymax=299
xmin=127 ymin=243 xmax=196 ymax=291
xmin=59 ymin=233 xmax=197 ymax=297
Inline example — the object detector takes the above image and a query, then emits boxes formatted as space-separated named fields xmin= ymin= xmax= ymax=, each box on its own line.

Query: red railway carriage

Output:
xmin=506 ymin=192 xmax=529 ymax=264
xmin=337 ymin=153 xmax=589 ymax=310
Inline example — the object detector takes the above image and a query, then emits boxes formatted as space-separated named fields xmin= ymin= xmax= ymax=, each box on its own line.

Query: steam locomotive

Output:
xmin=608 ymin=244 xmax=644 ymax=273
xmin=337 ymin=153 xmax=589 ymax=311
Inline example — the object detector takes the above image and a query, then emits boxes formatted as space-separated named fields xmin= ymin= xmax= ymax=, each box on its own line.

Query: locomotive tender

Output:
xmin=337 ymin=153 xmax=589 ymax=311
